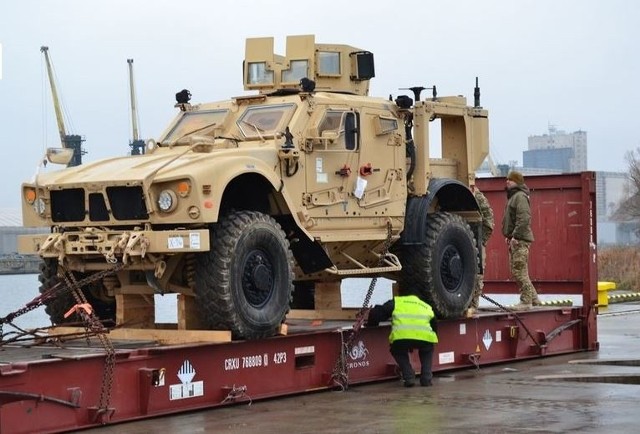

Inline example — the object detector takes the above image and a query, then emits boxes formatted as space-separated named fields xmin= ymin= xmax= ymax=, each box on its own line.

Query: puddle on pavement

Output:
xmin=535 ymin=374 xmax=640 ymax=384
xmin=570 ymin=358 xmax=640 ymax=367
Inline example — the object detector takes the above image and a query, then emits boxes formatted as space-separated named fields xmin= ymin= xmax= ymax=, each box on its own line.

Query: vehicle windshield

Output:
xmin=237 ymin=104 xmax=296 ymax=139
xmin=163 ymin=109 xmax=229 ymax=143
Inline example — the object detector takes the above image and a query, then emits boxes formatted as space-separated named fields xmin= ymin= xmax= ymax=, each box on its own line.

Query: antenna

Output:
xmin=127 ymin=59 xmax=145 ymax=155
xmin=474 ymin=77 xmax=481 ymax=108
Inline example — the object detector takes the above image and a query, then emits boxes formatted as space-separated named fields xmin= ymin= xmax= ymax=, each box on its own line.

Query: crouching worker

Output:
xmin=366 ymin=293 xmax=438 ymax=387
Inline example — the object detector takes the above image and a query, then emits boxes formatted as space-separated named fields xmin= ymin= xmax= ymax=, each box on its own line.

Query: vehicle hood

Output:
xmin=33 ymin=147 xmax=255 ymax=185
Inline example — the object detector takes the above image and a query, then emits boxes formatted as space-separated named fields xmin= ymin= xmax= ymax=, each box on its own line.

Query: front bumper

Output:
xmin=18 ymin=228 xmax=210 ymax=264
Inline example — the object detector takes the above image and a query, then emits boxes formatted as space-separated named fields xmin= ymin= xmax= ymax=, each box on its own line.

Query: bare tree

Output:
xmin=614 ymin=148 xmax=640 ymax=221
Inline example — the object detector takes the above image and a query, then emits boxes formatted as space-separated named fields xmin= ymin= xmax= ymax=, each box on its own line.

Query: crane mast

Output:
xmin=40 ymin=46 xmax=66 ymax=145
xmin=127 ymin=59 xmax=145 ymax=155
xmin=40 ymin=46 xmax=84 ymax=167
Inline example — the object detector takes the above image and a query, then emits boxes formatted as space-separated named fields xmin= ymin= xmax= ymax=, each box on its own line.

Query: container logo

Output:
xmin=347 ymin=340 xmax=370 ymax=369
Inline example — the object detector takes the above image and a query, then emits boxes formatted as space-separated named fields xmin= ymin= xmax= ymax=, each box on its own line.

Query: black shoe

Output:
xmin=403 ymin=380 xmax=415 ymax=388
xmin=420 ymin=380 xmax=433 ymax=387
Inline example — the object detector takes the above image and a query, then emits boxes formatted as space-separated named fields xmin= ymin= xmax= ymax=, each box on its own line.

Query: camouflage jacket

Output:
xmin=474 ymin=190 xmax=494 ymax=246
xmin=501 ymin=184 xmax=534 ymax=242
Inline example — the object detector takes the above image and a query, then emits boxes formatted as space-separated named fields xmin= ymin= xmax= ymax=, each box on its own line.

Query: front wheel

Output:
xmin=195 ymin=211 xmax=294 ymax=339
xmin=38 ymin=258 xmax=116 ymax=325
xmin=400 ymin=212 xmax=477 ymax=318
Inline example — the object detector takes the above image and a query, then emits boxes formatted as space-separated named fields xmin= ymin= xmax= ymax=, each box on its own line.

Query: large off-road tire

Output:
xmin=195 ymin=210 xmax=294 ymax=340
xmin=38 ymin=258 xmax=116 ymax=325
xmin=400 ymin=212 xmax=477 ymax=318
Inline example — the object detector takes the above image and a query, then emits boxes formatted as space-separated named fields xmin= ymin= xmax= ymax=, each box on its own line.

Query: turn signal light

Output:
xmin=177 ymin=181 xmax=191 ymax=197
xmin=25 ymin=188 xmax=37 ymax=204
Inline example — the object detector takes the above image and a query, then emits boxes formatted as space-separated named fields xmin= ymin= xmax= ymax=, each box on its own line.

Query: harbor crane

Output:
xmin=40 ymin=46 xmax=85 ymax=167
xmin=127 ymin=59 xmax=145 ymax=155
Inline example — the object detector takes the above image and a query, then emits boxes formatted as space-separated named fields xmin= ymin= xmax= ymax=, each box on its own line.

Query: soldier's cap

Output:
xmin=507 ymin=170 xmax=525 ymax=185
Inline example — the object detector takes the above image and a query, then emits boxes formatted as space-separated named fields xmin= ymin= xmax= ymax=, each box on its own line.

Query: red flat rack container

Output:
xmin=0 ymin=172 xmax=598 ymax=433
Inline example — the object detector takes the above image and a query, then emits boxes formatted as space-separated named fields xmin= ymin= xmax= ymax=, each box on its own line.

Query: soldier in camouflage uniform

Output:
xmin=466 ymin=185 xmax=494 ymax=317
xmin=501 ymin=171 xmax=541 ymax=309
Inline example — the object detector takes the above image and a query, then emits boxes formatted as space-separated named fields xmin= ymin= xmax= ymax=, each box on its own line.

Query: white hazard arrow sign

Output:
xmin=482 ymin=329 xmax=493 ymax=351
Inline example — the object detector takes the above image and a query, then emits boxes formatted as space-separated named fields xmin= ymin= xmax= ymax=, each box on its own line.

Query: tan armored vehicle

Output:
xmin=20 ymin=35 xmax=489 ymax=339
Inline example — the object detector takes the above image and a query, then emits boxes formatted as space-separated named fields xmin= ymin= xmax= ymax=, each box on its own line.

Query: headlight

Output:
xmin=157 ymin=189 xmax=177 ymax=212
xmin=33 ymin=198 xmax=46 ymax=216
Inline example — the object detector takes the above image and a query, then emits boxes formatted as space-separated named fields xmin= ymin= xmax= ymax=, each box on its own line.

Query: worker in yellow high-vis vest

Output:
xmin=367 ymin=294 xmax=438 ymax=387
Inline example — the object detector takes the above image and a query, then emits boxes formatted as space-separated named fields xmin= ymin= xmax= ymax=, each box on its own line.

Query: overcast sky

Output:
xmin=1 ymin=0 xmax=639 ymax=209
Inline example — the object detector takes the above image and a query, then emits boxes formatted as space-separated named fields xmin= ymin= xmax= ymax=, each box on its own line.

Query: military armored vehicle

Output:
xmin=19 ymin=35 xmax=489 ymax=339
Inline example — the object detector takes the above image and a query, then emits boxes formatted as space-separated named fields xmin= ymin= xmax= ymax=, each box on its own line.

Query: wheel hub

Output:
xmin=242 ymin=251 xmax=274 ymax=307
xmin=253 ymin=264 xmax=271 ymax=292
xmin=440 ymin=245 xmax=463 ymax=291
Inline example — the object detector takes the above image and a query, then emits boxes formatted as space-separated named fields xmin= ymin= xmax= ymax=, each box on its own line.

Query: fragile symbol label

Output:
xmin=177 ymin=360 xmax=196 ymax=383
xmin=169 ymin=359 xmax=204 ymax=401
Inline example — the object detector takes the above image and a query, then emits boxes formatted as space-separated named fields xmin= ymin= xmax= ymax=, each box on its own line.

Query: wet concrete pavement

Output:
xmin=83 ymin=303 xmax=640 ymax=433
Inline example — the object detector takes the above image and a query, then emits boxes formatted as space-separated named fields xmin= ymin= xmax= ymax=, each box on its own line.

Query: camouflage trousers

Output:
xmin=509 ymin=241 xmax=539 ymax=304
xmin=470 ymin=245 xmax=486 ymax=309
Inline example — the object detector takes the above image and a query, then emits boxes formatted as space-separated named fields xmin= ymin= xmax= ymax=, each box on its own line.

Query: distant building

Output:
xmin=595 ymin=172 xmax=630 ymax=219
xmin=524 ymin=147 xmax=573 ymax=172
xmin=594 ymin=172 xmax=639 ymax=245
xmin=524 ymin=125 xmax=587 ymax=173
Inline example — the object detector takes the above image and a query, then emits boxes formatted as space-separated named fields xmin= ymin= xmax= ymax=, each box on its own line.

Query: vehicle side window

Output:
xmin=317 ymin=110 xmax=359 ymax=151
xmin=318 ymin=111 xmax=343 ymax=136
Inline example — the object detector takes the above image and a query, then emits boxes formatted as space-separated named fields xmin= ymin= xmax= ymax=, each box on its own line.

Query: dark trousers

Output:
xmin=390 ymin=339 xmax=434 ymax=385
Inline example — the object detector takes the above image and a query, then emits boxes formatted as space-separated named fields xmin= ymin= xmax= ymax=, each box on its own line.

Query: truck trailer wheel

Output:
xmin=195 ymin=210 xmax=294 ymax=339
xmin=400 ymin=212 xmax=477 ymax=318
xmin=38 ymin=258 xmax=116 ymax=325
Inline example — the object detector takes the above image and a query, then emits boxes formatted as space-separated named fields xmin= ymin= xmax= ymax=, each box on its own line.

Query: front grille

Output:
xmin=106 ymin=186 xmax=149 ymax=220
xmin=50 ymin=186 xmax=149 ymax=223
xmin=51 ymin=188 xmax=85 ymax=222
xmin=89 ymin=193 xmax=109 ymax=221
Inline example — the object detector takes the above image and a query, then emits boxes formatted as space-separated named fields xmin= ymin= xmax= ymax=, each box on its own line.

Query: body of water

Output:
xmin=1 ymin=274 xmax=575 ymax=332
xmin=0 ymin=274 xmax=180 ymax=331
xmin=0 ymin=275 xmax=395 ymax=331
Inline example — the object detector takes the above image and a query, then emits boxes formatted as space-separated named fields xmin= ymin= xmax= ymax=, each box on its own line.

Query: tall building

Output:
xmin=524 ymin=125 xmax=587 ymax=173
xmin=594 ymin=172 xmax=639 ymax=245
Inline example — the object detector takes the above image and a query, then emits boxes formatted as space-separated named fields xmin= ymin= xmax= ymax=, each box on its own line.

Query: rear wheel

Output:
xmin=400 ymin=212 xmax=477 ymax=318
xmin=195 ymin=211 xmax=294 ymax=339
xmin=38 ymin=258 xmax=116 ymax=325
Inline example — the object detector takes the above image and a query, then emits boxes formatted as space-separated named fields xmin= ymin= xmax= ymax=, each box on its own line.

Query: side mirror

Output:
xmin=344 ymin=112 xmax=357 ymax=150
xmin=46 ymin=147 xmax=74 ymax=165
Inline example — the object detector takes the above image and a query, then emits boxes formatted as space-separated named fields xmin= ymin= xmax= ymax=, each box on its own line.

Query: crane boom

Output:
xmin=40 ymin=46 xmax=66 ymax=144
xmin=40 ymin=45 xmax=84 ymax=166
